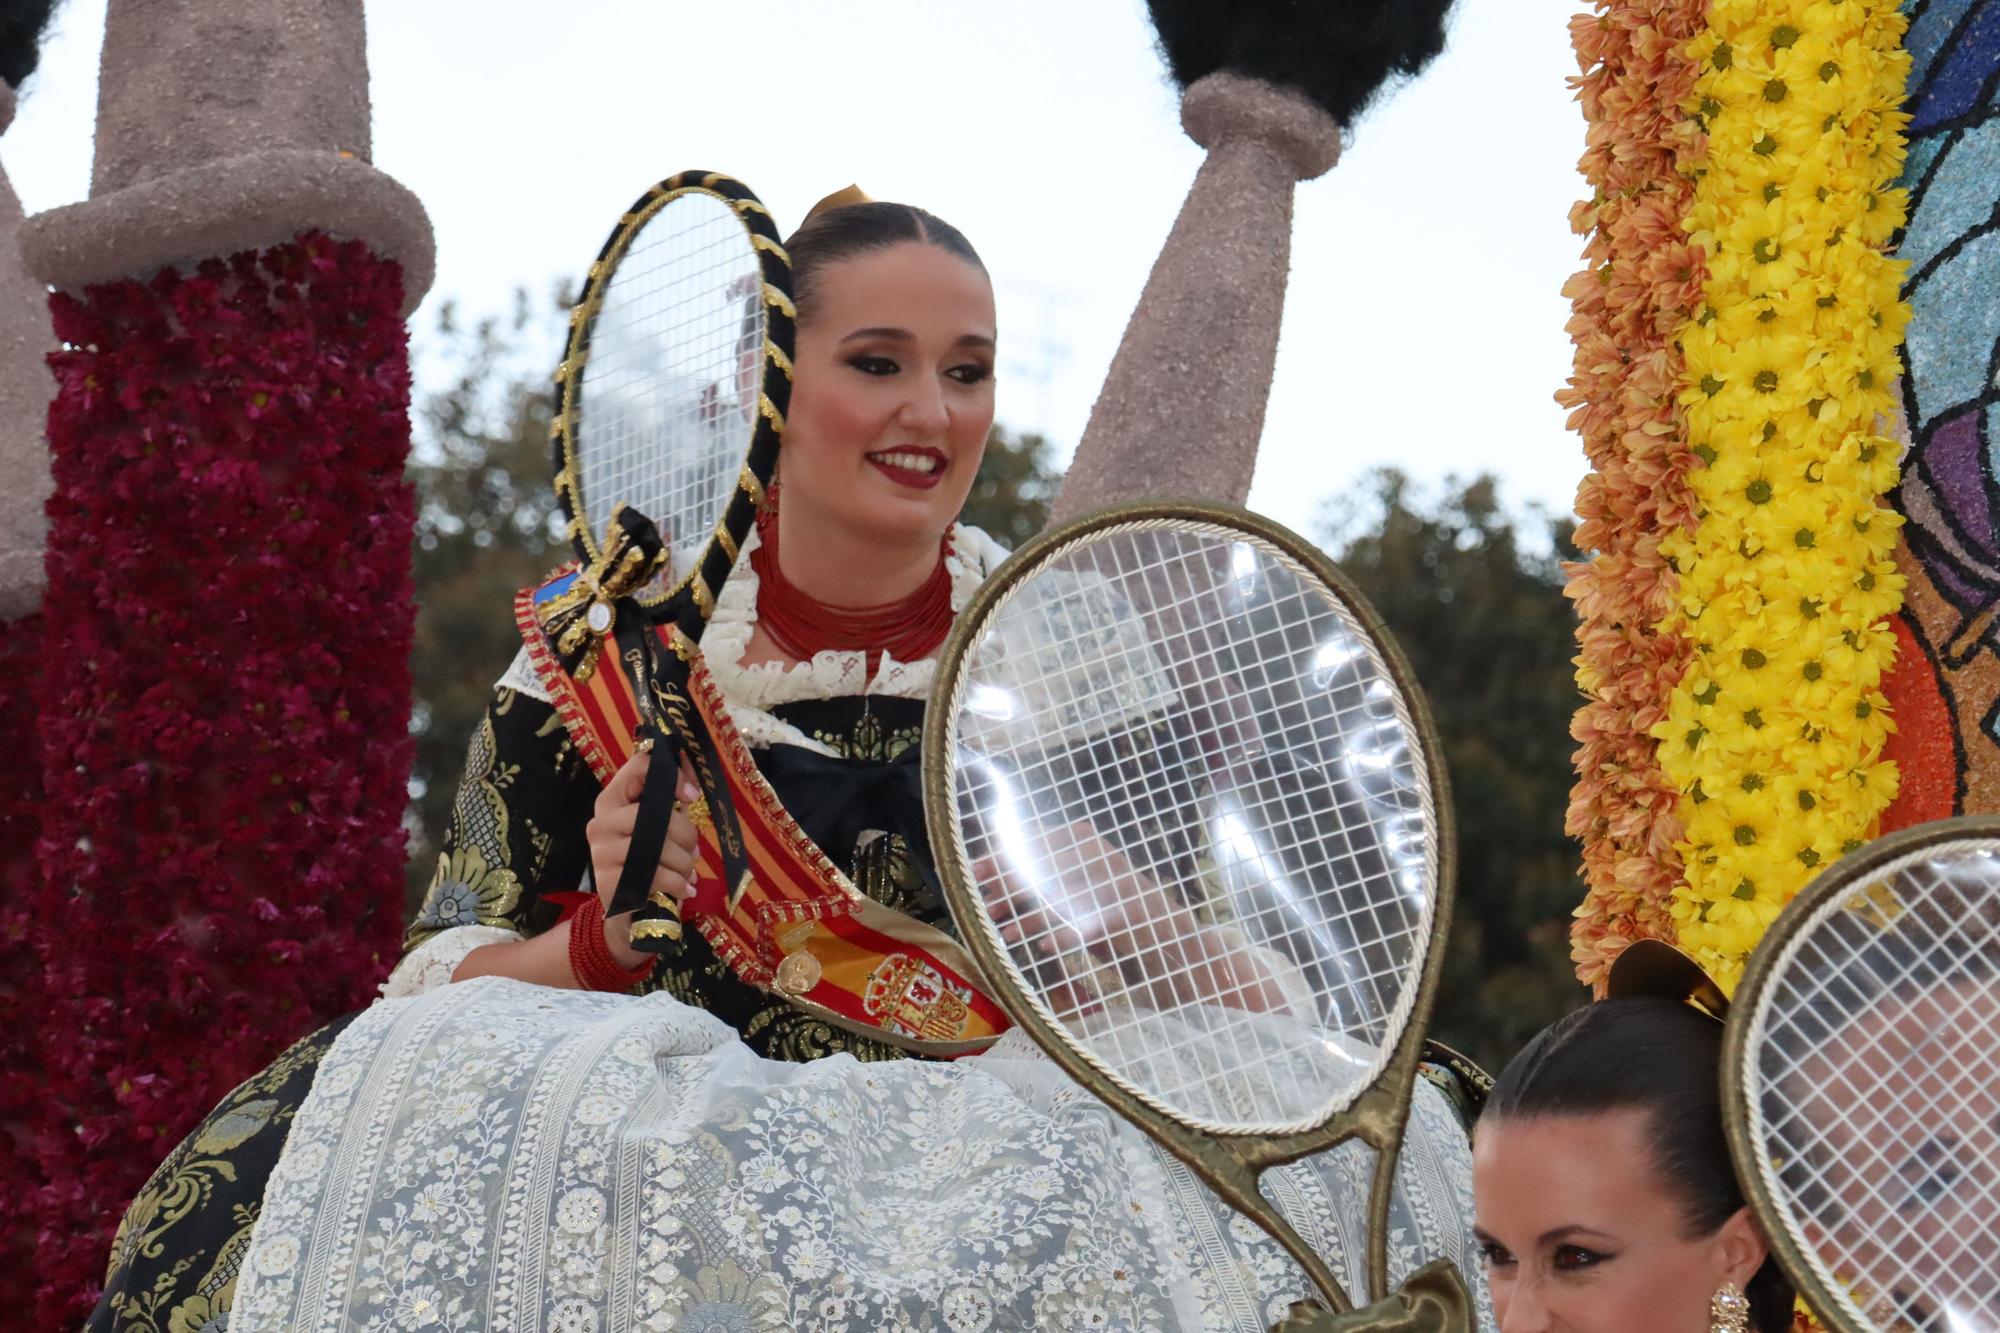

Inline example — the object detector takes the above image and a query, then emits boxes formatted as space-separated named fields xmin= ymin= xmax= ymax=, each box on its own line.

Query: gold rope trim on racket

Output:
xmin=549 ymin=171 xmax=792 ymax=619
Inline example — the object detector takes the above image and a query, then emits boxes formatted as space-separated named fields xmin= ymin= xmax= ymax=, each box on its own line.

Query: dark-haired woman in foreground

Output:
xmin=1472 ymin=994 xmax=1793 ymax=1333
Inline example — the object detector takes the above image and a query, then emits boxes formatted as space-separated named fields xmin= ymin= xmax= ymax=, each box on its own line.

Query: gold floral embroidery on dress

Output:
xmin=809 ymin=710 xmax=919 ymax=763
xmin=522 ymin=817 xmax=557 ymax=889
xmin=536 ymin=702 xmax=592 ymax=783
xmin=740 ymin=1005 xmax=906 ymax=1063
xmin=664 ymin=1259 xmax=788 ymax=1331
xmin=457 ymin=701 xmax=517 ymax=856
xmin=647 ymin=940 xmax=729 ymax=1004
xmin=406 ymin=702 xmax=529 ymax=949
xmin=106 ymin=1098 xmax=277 ymax=1281
xmin=156 ymin=1210 xmax=255 ymax=1333
xmin=650 ymin=949 xmax=910 ymax=1063
xmin=408 ymin=845 xmax=523 ymax=942
xmin=100 ymin=1023 xmax=340 ymax=1332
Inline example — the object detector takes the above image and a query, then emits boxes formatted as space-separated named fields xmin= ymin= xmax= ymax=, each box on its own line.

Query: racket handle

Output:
xmin=611 ymin=725 xmax=687 ymax=952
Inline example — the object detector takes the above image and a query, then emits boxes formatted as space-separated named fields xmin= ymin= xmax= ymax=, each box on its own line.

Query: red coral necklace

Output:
xmin=750 ymin=484 xmax=955 ymax=676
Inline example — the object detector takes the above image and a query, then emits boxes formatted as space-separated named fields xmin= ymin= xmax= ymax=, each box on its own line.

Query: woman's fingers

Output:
xmin=657 ymin=829 xmax=695 ymax=878
xmin=974 ymin=854 xmax=1102 ymax=958
xmin=591 ymin=801 xmax=642 ymax=842
xmin=973 ymin=859 xmax=1021 ymax=914
xmin=596 ymin=751 xmax=651 ymax=818
xmin=587 ymin=750 xmax=718 ymax=915
xmin=591 ymin=772 xmax=702 ymax=856
xmin=665 ymin=807 xmax=698 ymax=855
xmin=605 ymin=800 xmax=696 ymax=857
xmin=598 ymin=750 xmax=695 ymax=820
xmin=651 ymin=864 xmax=693 ymax=906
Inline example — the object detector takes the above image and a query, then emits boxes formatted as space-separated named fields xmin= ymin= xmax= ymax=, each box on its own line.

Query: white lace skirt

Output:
xmin=230 ymin=978 xmax=1492 ymax=1331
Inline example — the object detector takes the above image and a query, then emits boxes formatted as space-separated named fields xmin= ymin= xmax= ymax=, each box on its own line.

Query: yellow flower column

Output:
xmin=1656 ymin=0 xmax=1912 ymax=990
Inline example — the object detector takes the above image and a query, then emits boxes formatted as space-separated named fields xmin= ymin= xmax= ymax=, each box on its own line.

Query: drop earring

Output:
xmin=1710 ymin=1282 xmax=1749 ymax=1333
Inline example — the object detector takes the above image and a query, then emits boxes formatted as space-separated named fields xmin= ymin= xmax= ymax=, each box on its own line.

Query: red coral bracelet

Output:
xmin=565 ymin=893 xmax=656 ymax=992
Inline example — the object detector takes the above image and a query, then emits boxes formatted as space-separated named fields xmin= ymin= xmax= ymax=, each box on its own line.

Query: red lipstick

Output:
xmin=865 ymin=446 xmax=947 ymax=490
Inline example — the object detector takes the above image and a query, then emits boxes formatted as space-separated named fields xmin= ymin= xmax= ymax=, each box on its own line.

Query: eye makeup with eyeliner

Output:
xmin=1472 ymin=1228 xmax=1620 ymax=1275
xmin=1553 ymin=1242 xmax=1616 ymax=1271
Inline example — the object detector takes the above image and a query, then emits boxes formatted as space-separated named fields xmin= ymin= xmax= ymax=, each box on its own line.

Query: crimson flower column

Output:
xmin=16 ymin=1 xmax=433 ymax=1320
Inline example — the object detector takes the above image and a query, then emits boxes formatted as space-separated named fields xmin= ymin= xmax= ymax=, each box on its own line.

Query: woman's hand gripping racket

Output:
xmin=547 ymin=171 xmax=793 ymax=949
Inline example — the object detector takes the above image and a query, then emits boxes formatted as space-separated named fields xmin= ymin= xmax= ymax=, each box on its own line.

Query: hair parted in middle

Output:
xmin=781 ymin=201 xmax=986 ymax=326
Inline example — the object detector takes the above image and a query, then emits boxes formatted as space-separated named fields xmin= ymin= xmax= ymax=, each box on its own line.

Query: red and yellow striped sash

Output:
xmin=518 ymin=570 xmax=1009 ymax=1055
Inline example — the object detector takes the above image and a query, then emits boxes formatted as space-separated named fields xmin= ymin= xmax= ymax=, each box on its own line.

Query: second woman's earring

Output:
xmin=1710 ymin=1282 xmax=1750 ymax=1333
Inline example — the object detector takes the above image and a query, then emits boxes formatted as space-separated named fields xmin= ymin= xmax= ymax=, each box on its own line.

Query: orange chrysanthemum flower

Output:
xmin=1560 ymin=0 xmax=1710 ymax=991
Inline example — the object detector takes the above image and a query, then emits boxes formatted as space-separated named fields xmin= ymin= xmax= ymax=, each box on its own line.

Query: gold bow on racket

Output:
xmin=541 ymin=505 xmax=668 ymax=682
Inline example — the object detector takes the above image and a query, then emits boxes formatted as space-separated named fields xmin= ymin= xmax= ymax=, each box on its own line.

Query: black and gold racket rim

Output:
xmin=550 ymin=169 xmax=794 ymax=632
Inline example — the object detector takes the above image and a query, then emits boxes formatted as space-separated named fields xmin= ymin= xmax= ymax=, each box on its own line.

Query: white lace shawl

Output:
xmin=232 ymin=978 xmax=1494 ymax=1331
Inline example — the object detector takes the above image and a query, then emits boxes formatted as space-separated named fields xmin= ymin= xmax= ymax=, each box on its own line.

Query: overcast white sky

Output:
xmin=2 ymin=0 xmax=1587 ymax=540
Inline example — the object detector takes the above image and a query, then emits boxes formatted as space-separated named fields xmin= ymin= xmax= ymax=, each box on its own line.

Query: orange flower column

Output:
xmin=1561 ymin=0 xmax=1709 ymax=990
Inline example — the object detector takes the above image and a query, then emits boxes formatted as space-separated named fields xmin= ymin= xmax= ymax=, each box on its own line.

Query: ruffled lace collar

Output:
xmin=704 ymin=523 xmax=1009 ymax=752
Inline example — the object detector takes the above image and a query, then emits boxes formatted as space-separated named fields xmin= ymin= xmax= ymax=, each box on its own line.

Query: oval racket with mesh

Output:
xmin=553 ymin=170 xmax=790 ymax=619
xmin=1725 ymin=817 xmax=2000 ymax=1333
xmin=924 ymin=502 xmax=1459 ymax=1316
xmin=550 ymin=171 xmax=793 ymax=948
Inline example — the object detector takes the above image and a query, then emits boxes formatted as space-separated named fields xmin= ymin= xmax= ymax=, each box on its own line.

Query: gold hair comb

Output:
xmin=801 ymin=183 xmax=872 ymax=227
xmin=1606 ymin=939 xmax=1731 ymax=1023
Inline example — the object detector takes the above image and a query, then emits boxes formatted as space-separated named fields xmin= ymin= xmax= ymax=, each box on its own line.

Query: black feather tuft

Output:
xmin=0 ymin=0 xmax=60 ymax=92
xmin=1145 ymin=0 xmax=1455 ymax=128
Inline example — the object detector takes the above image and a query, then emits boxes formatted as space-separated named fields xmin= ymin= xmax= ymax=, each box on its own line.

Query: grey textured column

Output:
xmin=21 ymin=0 xmax=433 ymax=311
xmin=0 ymin=86 xmax=53 ymax=620
xmin=1051 ymin=73 xmax=1341 ymax=522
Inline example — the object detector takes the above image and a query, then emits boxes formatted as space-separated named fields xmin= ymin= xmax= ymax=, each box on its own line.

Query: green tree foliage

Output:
xmin=405 ymin=295 xmax=570 ymax=906
xmin=960 ymin=429 xmax=1059 ymax=547
xmin=1317 ymin=471 xmax=1586 ymax=1073
xmin=404 ymin=293 xmax=1065 ymax=907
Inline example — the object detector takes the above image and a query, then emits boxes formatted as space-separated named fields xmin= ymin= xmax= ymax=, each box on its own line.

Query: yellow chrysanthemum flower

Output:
xmin=1655 ymin=0 xmax=1912 ymax=986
